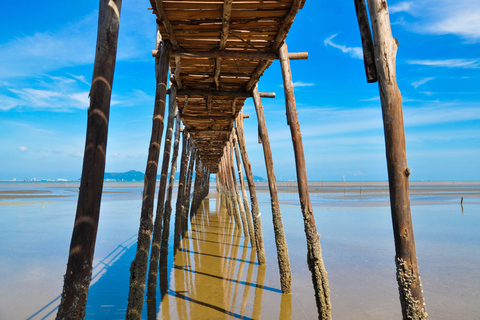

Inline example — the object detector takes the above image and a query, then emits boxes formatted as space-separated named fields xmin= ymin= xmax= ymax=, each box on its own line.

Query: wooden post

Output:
xmin=160 ymin=111 xmax=181 ymax=269
xmin=56 ymin=1 xmax=122 ymax=318
xmin=189 ymin=152 xmax=201 ymax=219
xmin=235 ymin=112 xmax=266 ymax=265
xmin=225 ymin=146 xmax=243 ymax=230
xmin=232 ymin=130 xmax=256 ymax=249
xmin=147 ymin=83 xmax=177 ymax=300
xmin=229 ymin=138 xmax=248 ymax=236
xmin=252 ymin=84 xmax=292 ymax=293
xmin=174 ymin=132 xmax=192 ymax=251
xmin=366 ymin=0 xmax=428 ymax=318
xmin=183 ymin=145 xmax=196 ymax=232
xmin=279 ymin=42 xmax=331 ymax=319
xmin=354 ymin=0 xmax=377 ymax=83
xmin=126 ymin=34 xmax=172 ymax=319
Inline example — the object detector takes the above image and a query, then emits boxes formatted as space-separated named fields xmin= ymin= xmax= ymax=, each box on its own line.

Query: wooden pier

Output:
xmin=56 ymin=0 xmax=427 ymax=319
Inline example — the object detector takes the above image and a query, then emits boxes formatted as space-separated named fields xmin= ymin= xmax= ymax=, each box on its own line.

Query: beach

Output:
xmin=0 ymin=181 xmax=479 ymax=319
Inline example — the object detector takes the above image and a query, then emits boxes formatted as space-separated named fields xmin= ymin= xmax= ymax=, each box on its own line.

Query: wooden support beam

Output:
xmin=174 ymin=57 xmax=183 ymax=88
xmin=279 ymin=42 xmax=331 ymax=320
xmin=271 ymin=0 xmax=303 ymax=51
xmin=366 ymin=0 xmax=428 ymax=318
xmin=154 ymin=0 xmax=179 ymax=49
xmin=232 ymin=130 xmax=256 ymax=249
xmin=229 ymin=137 xmax=248 ymax=237
xmin=159 ymin=111 xmax=181 ymax=269
xmin=354 ymin=0 xmax=377 ymax=83
xmin=171 ymin=88 xmax=275 ymax=98
xmin=146 ymin=83 xmax=177 ymax=300
xmin=235 ymin=111 xmax=266 ymax=265
xmin=56 ymin=0 xmax=122 ymax=318
xmin=126 ymin=38 xmax=172 ymax=320
xmin=153 ymin=50 xmax=309 ymax=61
xmin=252 ymin=84 xmax=292 ymax=293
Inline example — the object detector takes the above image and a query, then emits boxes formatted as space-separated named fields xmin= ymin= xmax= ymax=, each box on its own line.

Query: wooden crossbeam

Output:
xmin=271 ymin=0 xmax=303 ymax=51
xmin=170 ymin=88 xmax=275 ymax=98
xmin=153 ymin=50 xmax=308 ymax=61
xmin=214 ymin=0 xmax=233 ymax=89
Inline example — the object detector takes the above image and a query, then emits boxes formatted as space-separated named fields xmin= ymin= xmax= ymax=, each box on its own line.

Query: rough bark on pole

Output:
xmin=225 ymin=147 xmax=243 ymax=230
xmin=252 ymin=84 xmax=292 ymax=293
xmin=229 ymin=138 xmax=248 ymax=237
xmin=366 ymin=0 xmax=428 ymax=318
xmin=354 ymin=0 xmax=377 ymax=83
xmin=232 ymin=130 xmax=256 ymax=249
xmin=126 ymin=38 xmax=172 ymax=320
xmin=147 ymin=83 xmax=177 ymax=300
xmin=160 ymin=111 xmax=181 ymax=269
xmin=235 ymin=112 xmax=266 ymax=265
xmin=183 ymin=145 xmax=196 ymax=232
xmin=174 ymin=132 xmax=192 ymax=251
xmin=55 ymin=1 xmax=122 ymax=318
xmin=278 ymin=42 xmax=331 ymax=319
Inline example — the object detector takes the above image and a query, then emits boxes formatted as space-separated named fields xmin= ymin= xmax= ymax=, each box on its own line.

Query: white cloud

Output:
xmin=407 ymin=59 xmax=480 ymax=69
xmin=360 ymin=97 xmax=380 ymax=102
xmin=1 ymin=75 xmax=91 ymax=111
xmin=390 ymin=2 xmax=413 ymax=14
xmin=17 ymin=146 xmax=27 ymax=152
xmin=324 ymin=34 xmax=363 ymax=59
xmin=411 ymin=77 xmax=434 ymax=89
xmin=70 ymin=152 xmax=84 ymax=158
xmin=293 ymin=81 xmax=315 ymax=88
xmin=395 ymin=1 xmax=480 ymax=41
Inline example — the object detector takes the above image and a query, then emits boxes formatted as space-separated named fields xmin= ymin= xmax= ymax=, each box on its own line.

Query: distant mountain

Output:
xmin=104 ymin=170 xmax=144 ymax=182
xmin=103 ymin=170 xmax=266 ymax=182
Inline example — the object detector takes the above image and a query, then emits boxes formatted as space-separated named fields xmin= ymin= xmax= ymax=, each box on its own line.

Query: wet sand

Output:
xmin=0 ymin=182 xmax=479 ymax=319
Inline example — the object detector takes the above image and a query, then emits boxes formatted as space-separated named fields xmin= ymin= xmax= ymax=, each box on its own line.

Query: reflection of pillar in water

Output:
xmin=252 ymin=264 xmax=266 ymax=319
xmin=240 ymin=249 xmax=257 ymax=317
xmin=230 ymin=238 xmax=249 ymax=313
xmin=226 ymin=228 xmax=241 ymax=310
xmin=279 ymin=293 xmax=292 ymax=319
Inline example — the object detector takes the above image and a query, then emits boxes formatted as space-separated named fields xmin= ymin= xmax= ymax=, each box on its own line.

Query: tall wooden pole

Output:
xmin=232 ymin=131 xmax=256 ymax=249
xmin=174 ymin=132 xmax=192 ymax=251
xmin=55 ymin=1 xmax=122 ymax=318
xmin=160 ymin=111 xmax=181 ymax=269
xmin=126 ymin=36 xmax=172 ymax=320
xmin=279 ymin=42 xmax=331 ymax=319
xmin=235 ymin=112 xmax=266 ymax=265
xmin=147 ymin=83 xmax=177 ymax=300
xmin=365 ymin=0 xmax=428 ymax=318
xmin=252 ymin=84 xmax=292 ymax=293
xmin=229 ymin=138 xmax=248 ymax=236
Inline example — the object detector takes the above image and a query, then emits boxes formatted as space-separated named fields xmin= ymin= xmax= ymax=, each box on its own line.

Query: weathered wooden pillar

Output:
xmin=278 ymin=42 xmax=331 ymax=319
xmin=365 ymin=0 xmax=428 ymax=318
xmin=174 ymin=132 xmax=192 ymax=251
xmin=232 ymin=130 xmax=256 ymax=249
xmin=147 ymin=83 xmax=177 ymax=300
xmin=235 ymin=112 xmax=266 ymax=265
xmin=229 ymin=137 xmax=248 ymax=236
xmin=56 ymin=1 xmax=122 ymax=318
xmin=189 ymin=152 xmax=202 ymax=218
xmin=354 ymin=0 xmax=377 ymax=83
xmin=183 ymin=145 xmax=196 ymax=232
xmin=252 ymin=84 xmax=292 ymax=293
xmin=225 ymin=146 xmax=243 ymax=230
xmin=160 ymin=111 xmax=181 ymax=269
xmin=126 ymin=34 xmax=172 ymax=319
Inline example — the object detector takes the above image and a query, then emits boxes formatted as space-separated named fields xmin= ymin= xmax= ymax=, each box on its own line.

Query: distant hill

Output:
xmin=104 ymin=170 xmax=144 ymax=182
xmin=103 ymin=170 xmax=266 ymax=182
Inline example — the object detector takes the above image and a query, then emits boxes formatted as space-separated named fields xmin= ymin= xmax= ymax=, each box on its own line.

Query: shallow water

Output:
xmin=0 ymin=182 xmax=479 ymax=319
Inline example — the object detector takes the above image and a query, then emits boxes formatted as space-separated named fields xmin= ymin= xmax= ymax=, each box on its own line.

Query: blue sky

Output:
xmin=1 ymin=0 xmax=479 ymax=181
